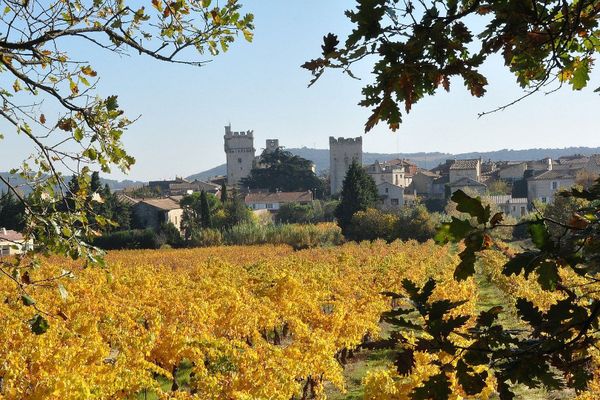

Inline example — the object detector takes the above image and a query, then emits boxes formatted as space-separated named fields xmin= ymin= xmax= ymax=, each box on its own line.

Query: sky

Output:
xmin=1 ymin=1 xmax=599 ymax=181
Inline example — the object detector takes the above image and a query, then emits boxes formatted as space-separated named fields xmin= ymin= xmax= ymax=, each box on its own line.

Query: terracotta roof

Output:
xmin=245 ymin=191 xmax=313 ymax=204
xmin=529 ymin=170 xmax=576 ymax=181
xmin=0 ymin=229 xmax=24 ymax=242
xmin=137 ymin=198 xmax=181 ymax=210
xmin=449 ymin=159 xmax=480 ymax=170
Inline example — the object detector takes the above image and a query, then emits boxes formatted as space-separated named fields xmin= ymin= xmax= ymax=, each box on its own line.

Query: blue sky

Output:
xmin=1 ymin=1 xmax=599 ymax=181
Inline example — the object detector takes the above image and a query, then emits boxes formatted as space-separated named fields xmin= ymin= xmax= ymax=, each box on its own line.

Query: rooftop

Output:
xmin=449 ymin=159 xmax=480 ymax=170
xmin=0 ymin=228 xmax=24 ymax=242
xmin=245 ymin=191 xmax=313 ymax=204
xmin=449 ymin=177 xmax=487 ymax=187
xmin=137 ymin=198 xmax=181 ymax=211
xmin=529 ymin=170 xmax=577 ymax=181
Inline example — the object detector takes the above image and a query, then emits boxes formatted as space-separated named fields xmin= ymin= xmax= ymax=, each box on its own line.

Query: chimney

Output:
xmin=1 ymin=228 xmax=6 ymax=235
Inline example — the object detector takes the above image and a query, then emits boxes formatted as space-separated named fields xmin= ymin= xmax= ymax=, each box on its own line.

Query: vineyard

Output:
xmin=1 ymin=241 xmax=598 ymax=399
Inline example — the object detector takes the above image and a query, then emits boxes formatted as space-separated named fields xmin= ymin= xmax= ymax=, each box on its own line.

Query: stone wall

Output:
xmin=329 ymin=136 xmax=363 ymax=194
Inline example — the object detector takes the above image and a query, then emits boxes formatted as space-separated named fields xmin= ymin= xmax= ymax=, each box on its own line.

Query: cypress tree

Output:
xmin=334 ymin=160 xmax=378 ymax=237
xmin=220 ymin=183 xmax=228 ymax=203
xmin=200 ymin=190 xmax=211 ymax=228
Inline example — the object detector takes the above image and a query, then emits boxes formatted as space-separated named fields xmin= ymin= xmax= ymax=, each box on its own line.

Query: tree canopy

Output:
xmin=304 ymin=0 xmax=599 ymax=132
xmin=240 ymin=148 xmax=325 ymax=197
xmin=335 ymin=160 xmax=379 ymax=236
xmin=0 ymin=0 xmax=253 ymax=332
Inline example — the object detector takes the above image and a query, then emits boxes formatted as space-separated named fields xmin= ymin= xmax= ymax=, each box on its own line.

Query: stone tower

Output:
xmin=329 ymin=136 xmax=363 ymax=194
xmin=264 ymin=139 xmax=280 ymax=154
xmin=224 ymin=124 xmax=256 ymax=186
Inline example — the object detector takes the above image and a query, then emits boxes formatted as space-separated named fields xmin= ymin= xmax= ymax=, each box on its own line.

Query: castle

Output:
xmin=224 ymin=125 xmax=283 ymax=186
xmin=329 ymin=136 xmax=363 ymax=194
xmin=224 ymin=124 xmax=256 ymax=186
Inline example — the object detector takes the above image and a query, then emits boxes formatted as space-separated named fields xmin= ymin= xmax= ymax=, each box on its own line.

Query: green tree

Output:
xmin=0 ymin=191 xmax=26 ymax=231
xmin=220 ymin=183 xmax=228 ymax=203
xmin=304 ymin=0 xmax=599 ymax=132
xmin=222 ymin=190 xmax=253 ymax=229
xmin=335 ymin=160 xmax=378 ymax=236
xmin=241 ymin=148 xmax=325 ymax=197
xmin=276 ymin=202 xmax=316 ymax=224
xmin=0 ymin=0 xmax=254 ymax=333
xmin=200 ymin=191 xmax=212 ymax=228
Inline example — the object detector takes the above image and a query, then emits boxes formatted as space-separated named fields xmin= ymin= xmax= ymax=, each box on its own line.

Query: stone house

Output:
xmin=448 ymin=177 xmax=487 ymax=196
xmin=449 ymin=159 xmax=481 ymax=184
xmin=0 ymin=228 xmax=33 ymax=256
xmin=411 ymin=170 xmax=440 ymax=197
xmin=586 ymin=155 xmax=600 ymax=175
xmin=148 ymin=178 xmax=219 ymax=196
xmin=245 ymin=191 xmax=314 ymax=212
xmin=377 ymin=182 xmax=407 ymax=209
xmin=132 ymin=198 xmax=183 ymax=231
xmin=366 ymin=160 xmax=413 ymax=188
xmin=498 ymin=162 xmax=528 ymax=181
xmin=527 ymin=170 xmax=576 ymax=205
xmin=484 ymin=195 xmax=529 ymax=219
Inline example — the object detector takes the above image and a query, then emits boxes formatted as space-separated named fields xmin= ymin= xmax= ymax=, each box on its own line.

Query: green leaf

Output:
xmin=571 ymin=60 xmax=590 ymax=90
xmin=528 ymin=220 xmax=551 ymax=250
xmin=536 ymin=261 xmax=560 ymax=291
xmin=58 ymin=283 xmax=68 ymax=300
xmin=412 ymin=372 xmax=451 ymax=400
xmin=516 ymin=299 xmax=543 ymax=328
xmin=30 ymin=314 xmax=50 ymax=335
xmin=454 ymin=248 xmax=477 ymax=280
xmin=503 ymin=251 xmax=539 ymax=277
xmin=395 ymin=348 xmax=415 ymax=376
xmin=457 ymin=359 xmax=488 ymax=395
xmin=105 ymin=95 xmax=119 ymax=111
xmin=435 ymin=217 xmax=473 ymax=244
xmin=451 ymin=190 xmax=490 ymax=225
xmin=21 ymin=294 xmax=35 ymax=306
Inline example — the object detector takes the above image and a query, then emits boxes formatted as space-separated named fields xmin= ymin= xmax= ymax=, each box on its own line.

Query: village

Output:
xmin=73 ymin=124 xmax=599 ymax=235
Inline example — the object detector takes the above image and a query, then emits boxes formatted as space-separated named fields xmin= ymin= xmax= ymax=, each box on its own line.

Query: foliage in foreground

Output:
xmin=368 ymin=184 xmax=600 ymax=399
xmin=304 ymin=0 xmax=599 ymax=132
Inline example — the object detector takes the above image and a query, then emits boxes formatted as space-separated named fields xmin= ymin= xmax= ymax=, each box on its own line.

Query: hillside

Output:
xmin=0 ymin=172 xmax=144 ymax=195
xmin=187 ymin=146 xmax=600 ymax=181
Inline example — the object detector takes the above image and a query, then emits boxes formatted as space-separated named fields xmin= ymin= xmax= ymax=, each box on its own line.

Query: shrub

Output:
xmin=347 ymin=208 xmax=398 ymax=242
xmin=93 ymin=229 xmax=163 ymax=250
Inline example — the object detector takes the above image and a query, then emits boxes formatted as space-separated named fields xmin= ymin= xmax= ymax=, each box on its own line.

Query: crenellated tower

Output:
xmin=329 ymin=136 xmax=363 ymax=194
xmin=224 ymin=124 xmax=256 ymax=187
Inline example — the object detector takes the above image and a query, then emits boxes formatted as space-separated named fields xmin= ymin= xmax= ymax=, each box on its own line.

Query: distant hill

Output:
xmin=0 ymin=172 xmax=144 ymax=195
xmin=187 ymin=146 xmax=600 ymax=180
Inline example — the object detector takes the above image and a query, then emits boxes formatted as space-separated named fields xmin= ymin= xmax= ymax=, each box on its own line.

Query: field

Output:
xmin=0 ymin=242 xmax=598 ymax=399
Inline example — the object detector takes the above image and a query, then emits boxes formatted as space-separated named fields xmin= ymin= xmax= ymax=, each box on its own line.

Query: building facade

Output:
xmin=132 ymin=198 xmax=184 ymax=231
xmin=244 ymin=191 xmax=313 ymax=211
xmin=329 ymin=137 xmax=363 ymax=195
xmin=527 ymin=170 xmax=576 ymax=205
xmin=224 ymin=124 xmax=256 ymax=187
xmin=0 ymin=228 xmax=33 ymax=256
xmin=449 ymin=159 xmax=481 ymax=184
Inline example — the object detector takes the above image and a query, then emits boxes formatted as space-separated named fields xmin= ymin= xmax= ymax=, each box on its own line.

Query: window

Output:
xmin=391 ymin=198 xmax=399 ymax=206
xmin=266 ymin=203 xmax=273 ymax=209
xmin=385 ymin=187 xmax=389 ymax=193
xmin=238 ymin=158 xmax=242 ymax=163
xmin=551 ymin=181 xmax=558 ymax=190
xmin=541 ymin=197 xmax=547 ymax=203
